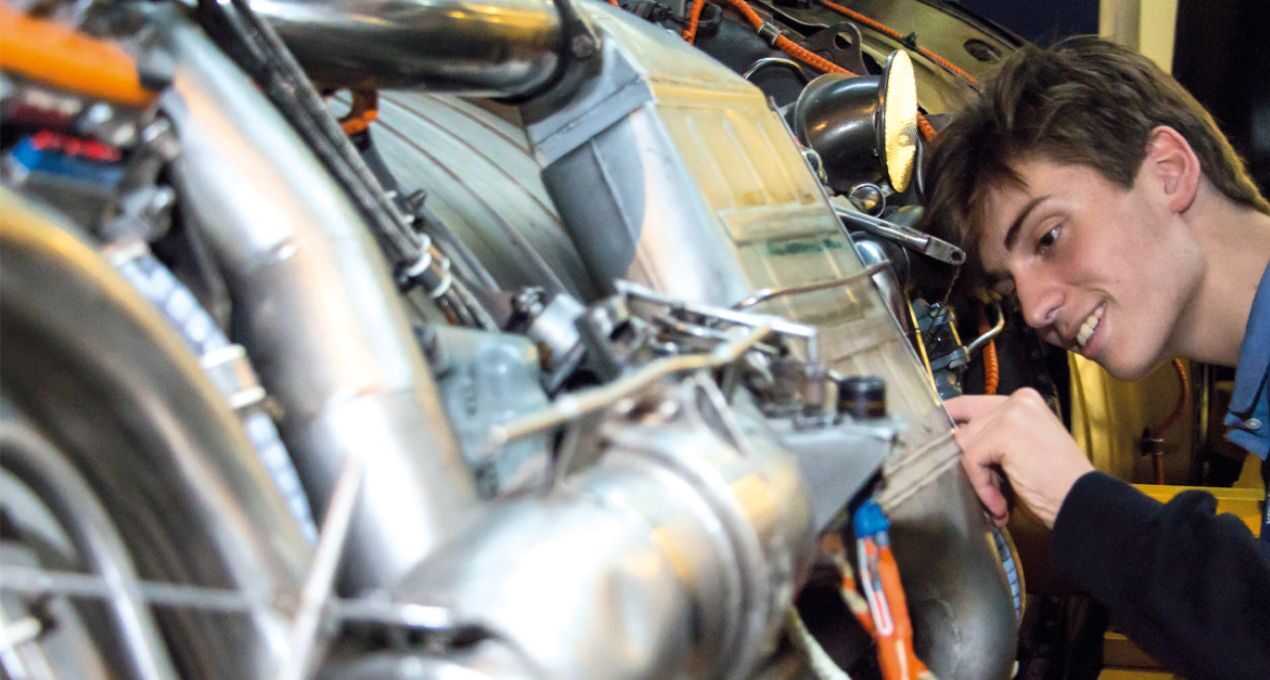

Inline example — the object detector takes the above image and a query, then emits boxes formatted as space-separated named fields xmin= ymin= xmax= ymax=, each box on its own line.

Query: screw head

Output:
xmin=571 ymin=34 xmax=597 ymax=59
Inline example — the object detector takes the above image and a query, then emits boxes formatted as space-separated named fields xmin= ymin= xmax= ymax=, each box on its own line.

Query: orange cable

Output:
xmin=682 ymin=0 xmax=707 ymax=43
xmin=1144 ymin=358 xmax=1189 ymax=484
xmin=716 ymin=0 xmax=853 ymax=76
xmin=817 ymin=0 xmax=979 ymax=86
xmin=1154 ymin=358 xmax=1191 ymax=436
xmin=0 ymin=5 xmax=156 ymax=107
xmin=710 ymin=0 xmax=941 ymax=139
xmin=874 ymin=542 xmax=930 ymax=680
xmin=339 ymin=90 xmax=379 ymax=136
xmin=978 ymin=307 xmax=1000 ymax=395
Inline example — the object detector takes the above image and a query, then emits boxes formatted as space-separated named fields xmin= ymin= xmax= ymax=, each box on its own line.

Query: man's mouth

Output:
xmin=1075 ymin=303 xmax=1105 ymax=351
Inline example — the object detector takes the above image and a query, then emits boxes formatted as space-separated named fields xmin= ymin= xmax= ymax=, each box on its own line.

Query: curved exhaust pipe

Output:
xmin=250 ymin=0 xmax=565 ymax=97
xmin=156 ymin=9 xmax=478 ymax=592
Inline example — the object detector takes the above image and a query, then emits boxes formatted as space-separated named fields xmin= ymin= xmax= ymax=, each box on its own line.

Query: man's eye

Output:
xmin=1036 ymin=225 xmax=1061 ymax=253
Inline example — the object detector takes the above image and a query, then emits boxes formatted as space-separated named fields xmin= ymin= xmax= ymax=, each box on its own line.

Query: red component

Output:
xmin=28 ymin=129 xmax=122 ymax=163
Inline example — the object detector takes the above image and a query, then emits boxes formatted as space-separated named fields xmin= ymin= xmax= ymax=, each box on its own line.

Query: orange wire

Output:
xmin=708 ymin=0 xmax=939 ymax=140
xmin=682 ymin=0 xmax=707 ymax=43
xmin=978 ymin=307 xmax=1000 ymax=395
xmin=339 ymin=90 xmax=379 ymax=136
xmin=875 ymin=543 xmax=930 ymax=680
xmin=716 ymin=0 xmax=852 ymax=76
xmin=1144 ymin=358 xmax=1189 ymax=484
xmin=0 ymin=5 xmax=156 ymax=107
xmin=817 ymin=0 xmax=979 ymax=86
xmin=1153 ymin=358 xmax=1190 ymax=436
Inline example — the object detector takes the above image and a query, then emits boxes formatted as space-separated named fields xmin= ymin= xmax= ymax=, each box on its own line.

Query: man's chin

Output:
xmin=1100 ymin=355 xmax=1162 ymax=382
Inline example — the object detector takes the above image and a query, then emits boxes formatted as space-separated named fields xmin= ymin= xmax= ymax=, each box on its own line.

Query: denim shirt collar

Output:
xmin=1228 ymin=263 xmax=1270 ymax=416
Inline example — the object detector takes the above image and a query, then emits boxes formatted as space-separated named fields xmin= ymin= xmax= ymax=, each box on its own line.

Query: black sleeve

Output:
xmin=1051 ymin=471 xmax=1270 ymax=680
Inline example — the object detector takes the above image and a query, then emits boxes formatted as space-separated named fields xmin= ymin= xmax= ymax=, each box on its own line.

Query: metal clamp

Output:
xmin=200 ymin=344 xmax=267 ymax=411
xmin=756 ymin=21 xmax=784 ymax=47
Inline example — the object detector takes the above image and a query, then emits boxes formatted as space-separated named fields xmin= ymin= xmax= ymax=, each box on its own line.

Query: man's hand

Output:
xmin=945 ymin=389 xmax=1094 ymax=528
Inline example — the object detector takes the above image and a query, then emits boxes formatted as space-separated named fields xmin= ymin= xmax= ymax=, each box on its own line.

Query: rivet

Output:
xmin=1246 ymin=418 xmax=1263 ymax=430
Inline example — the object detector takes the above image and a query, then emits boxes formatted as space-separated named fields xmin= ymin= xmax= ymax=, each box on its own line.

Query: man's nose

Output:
xmin=1016 ymin=274 xmax=1063 ymax=330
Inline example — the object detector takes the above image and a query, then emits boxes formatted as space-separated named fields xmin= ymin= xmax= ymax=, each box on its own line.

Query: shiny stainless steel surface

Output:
xmin=252 ymin=0 xmax=563 ymax=97
xmin=158 ymin=13 xmax=478 ymax=592
xmin=396 ymin=378 xmax=814 ymax=680
xmin=518 ymin=7 xmax=1018 ymax=678
xmin=880 ymin=448 xmax=1019 ymax=680
xmin=0 ymin=189 xmax=306 ymax=678
xmin=371 ymin=93 xmax=598 ymax=300
xmin=0 ymin=421 xmax=177 ymax=680
xmin=854 ymin=238 xmax=916 ymax=340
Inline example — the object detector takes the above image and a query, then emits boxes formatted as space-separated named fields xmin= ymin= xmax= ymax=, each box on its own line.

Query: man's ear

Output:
xmin=1143 ymin=125 xmax=1200 ymax=213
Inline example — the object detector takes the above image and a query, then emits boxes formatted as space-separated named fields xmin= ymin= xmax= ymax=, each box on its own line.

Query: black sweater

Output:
xmin=1052 ymin=472 xmax=1270 ymax=679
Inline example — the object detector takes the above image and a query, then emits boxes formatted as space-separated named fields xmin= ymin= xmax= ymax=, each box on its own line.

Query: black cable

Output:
xmin=194 ymin=0 xmax=418 ymax=261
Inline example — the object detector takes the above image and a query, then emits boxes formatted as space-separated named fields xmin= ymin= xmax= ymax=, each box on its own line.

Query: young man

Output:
xmin=922 ymin=37 xmax=1270 ymax=678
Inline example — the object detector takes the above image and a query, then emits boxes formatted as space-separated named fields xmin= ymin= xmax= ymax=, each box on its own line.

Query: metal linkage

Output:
xmin=833 ymin=204 xmax=965 ymax=266
xmin=486 ymin=322 xmax=774 ymax=448
xmin=615 ymin=279 xmax=822 ymax=363
xmin=732 ymin=261 xmax=889 ymax=310
xmin=278 ymin=453 xmax=366 ymax=680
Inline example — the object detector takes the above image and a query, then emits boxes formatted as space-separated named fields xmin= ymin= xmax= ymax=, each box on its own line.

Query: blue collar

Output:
xmin=1229 ymin=263 xmax=1270 ymax=415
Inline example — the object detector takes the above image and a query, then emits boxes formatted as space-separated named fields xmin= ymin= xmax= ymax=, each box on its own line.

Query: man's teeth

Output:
xmin=1076 ymin=305 xmax=1104 ymax=349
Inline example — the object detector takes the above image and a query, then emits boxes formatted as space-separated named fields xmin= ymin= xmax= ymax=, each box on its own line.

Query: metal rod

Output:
xmin=486 ymin=323 xmax=774 ymax=448
xmin=617 ymin=279 xmax=822 ymax=363
xmin=731 ymin=261 xmax=888 ymax=311
xmin=0 ymin=565 xmax=463 ymax=632
xmin=277 ymin=453 xmax=367 ymax=680
xmin=0 ymin=617 xmax=43 ymax=652
xmin=964 ymin=300 xmax=1005 ymax=356
xmin=615 ymin=280 xmax=819 ymax=340
xmin=0 ymin=424 xmax=178 ymax=680
xmin=834 ymin=206 xmax=965 ymax=265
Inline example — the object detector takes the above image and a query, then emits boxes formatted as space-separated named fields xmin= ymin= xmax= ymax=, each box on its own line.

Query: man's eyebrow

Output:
xmin=1002 ymin=195 xmax=1049 ymax=252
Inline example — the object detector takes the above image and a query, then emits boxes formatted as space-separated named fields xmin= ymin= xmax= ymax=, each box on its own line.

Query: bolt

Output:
xmin=571 ymin=34 xmax=597 ymax=59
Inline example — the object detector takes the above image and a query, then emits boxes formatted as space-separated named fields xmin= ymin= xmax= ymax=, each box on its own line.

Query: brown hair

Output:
xmin=922 ymin=36 xmax=1270 ymax=288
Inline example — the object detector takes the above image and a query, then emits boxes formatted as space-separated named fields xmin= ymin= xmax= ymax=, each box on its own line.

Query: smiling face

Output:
xmin=977 ymin=157 xmax=1205 ymax=380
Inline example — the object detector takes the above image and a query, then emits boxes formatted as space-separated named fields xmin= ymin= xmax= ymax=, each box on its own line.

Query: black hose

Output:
xmin=194 ymin=0 xmax=419 ymax=261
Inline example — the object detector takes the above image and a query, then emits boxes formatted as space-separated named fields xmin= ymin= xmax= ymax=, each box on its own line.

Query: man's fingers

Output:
xmin=944 ymin=394 xmax=1009 ymax=425
xmin=960 ymin=454 xmax=1009 ymax=524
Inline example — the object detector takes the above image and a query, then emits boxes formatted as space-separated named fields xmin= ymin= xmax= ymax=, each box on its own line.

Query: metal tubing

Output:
xmin=486 ymin=323 xmax=772 ymax=447
xmin=880 ymin=444 xmax=1019 ymax=680
xmin=0 ymin=423 xmax=178 ymax=680
xmin=159 ymin=13 xmax=478 ymax=591
xmin=398 ymin=380 xmax=814 ymax=680
xmin=250 ymin=0 xmax=564 ymax=96
xmin=279 ymin=454 xmax=367 ymax=680
xmin=731 ymin=262 xmax=888 ymax=310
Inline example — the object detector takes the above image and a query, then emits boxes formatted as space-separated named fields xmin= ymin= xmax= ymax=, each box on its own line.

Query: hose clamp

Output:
xmin=756 ymin=21 xmax=783 ymax=48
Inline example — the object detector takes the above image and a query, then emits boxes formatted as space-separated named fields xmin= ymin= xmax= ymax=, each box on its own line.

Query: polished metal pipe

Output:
xmin=879 ymin=436 xmax=1019 ymax=680
xmin=158 ymin=11 xmax=478 ymax=591
xmin=396 ymin=380 xmax=815 ymax=680
xmin=250 ymin=0 xmax=564 ymax=96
